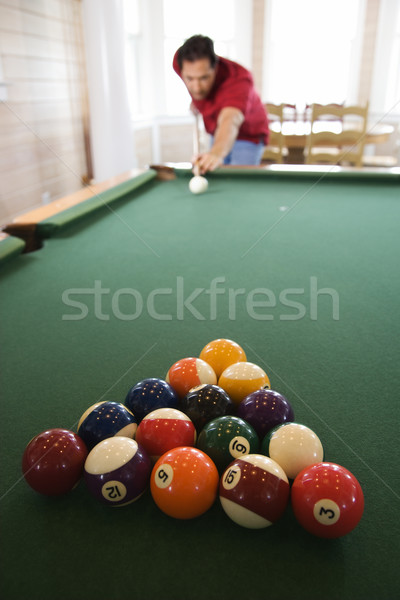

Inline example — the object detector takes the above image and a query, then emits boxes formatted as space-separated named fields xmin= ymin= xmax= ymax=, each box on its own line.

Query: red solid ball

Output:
xmin=291 ymin=462 xmax=364 ymax=538
xmin=22 ymin=428 xmax=88 ymax=496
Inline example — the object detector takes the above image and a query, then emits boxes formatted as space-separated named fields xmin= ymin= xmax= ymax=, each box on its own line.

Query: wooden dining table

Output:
xmin=269 ymin=120 xmax=395 ymax=163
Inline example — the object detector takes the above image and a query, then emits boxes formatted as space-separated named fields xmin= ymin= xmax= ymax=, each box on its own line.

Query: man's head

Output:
xmin=177 ymin=35 xmax=218 ymax=100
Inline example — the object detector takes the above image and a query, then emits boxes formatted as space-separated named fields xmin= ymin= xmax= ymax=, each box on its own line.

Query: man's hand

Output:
xmin=193 ymin=107 xmax=244 ymax=174
xmin=193 ymin=152 xmax=224 ymax=174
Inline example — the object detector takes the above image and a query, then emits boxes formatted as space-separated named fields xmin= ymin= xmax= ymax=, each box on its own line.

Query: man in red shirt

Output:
xmin=173 ymin=35 xmax=269 ymax=174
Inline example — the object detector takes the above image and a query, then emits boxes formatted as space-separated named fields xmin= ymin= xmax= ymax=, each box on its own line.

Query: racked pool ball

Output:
xmin=261 ymin=422 xmax=324 ymax=479
xmin=166 ymin=357 xmax=217 ymax=399
xmin=219 ymin=454 xmax=290 ymax=528
xmin=237 ymin=389 xmax=294 ymax=438
xmin=84 ymin=437 xmax=151 ymax=506
xmin=150 ymin=446 xmax=219 ymax=519
xmin=199 ymin=338 xmax=246 ymax=378
xmin=291 ymin=462 xmax=364 ymax=538
xmin=124 ymin=378 xmax=178 ymax=423
xmin=77 ymin=401 xmax=137 ymax=450
xmin=218 ymin=362 xmax=270 ymax=405
xmin=180 ymin=384 xmax=233 ymax=432
xmin=22 ymin=428 xmax=88 ymax=496
xmin=197 ymin=415 xmax=259 ymax=474
xmin=135 ymin=407 xmax=196 ymax=461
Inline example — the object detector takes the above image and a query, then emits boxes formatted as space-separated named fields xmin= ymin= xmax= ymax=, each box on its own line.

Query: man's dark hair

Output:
xmin=177 ymin=35 xmax=217 ymax=69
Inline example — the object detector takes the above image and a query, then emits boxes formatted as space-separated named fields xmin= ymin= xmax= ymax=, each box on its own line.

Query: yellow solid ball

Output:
xmin=199 ymin=338 xmax=246 ymax=378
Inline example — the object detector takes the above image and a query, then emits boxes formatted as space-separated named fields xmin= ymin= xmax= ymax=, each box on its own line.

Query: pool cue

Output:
xmin=193 ymin=111 xmax=201 ymax=176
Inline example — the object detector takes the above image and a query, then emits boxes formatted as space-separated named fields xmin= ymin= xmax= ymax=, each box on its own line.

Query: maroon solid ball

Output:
xmin=22 ymin=428 xmax=88 ymax=496
xmin=237 ymin=389 xmax=294 ymax=438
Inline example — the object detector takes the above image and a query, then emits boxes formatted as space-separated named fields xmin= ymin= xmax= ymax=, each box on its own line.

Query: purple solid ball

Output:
xmin=237 ymin=389 xmax=294 ymax=438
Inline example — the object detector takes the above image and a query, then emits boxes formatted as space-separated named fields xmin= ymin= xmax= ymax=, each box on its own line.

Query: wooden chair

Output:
xmin=262 ymin=103 xmax=288 ymax=164
xmin=303 ymin=102 xmax=344 ymax=122
xmin=305 ymin=103 xmax=369 ymax=167
xmin=362 ymin=154 xmax=398 ymax=168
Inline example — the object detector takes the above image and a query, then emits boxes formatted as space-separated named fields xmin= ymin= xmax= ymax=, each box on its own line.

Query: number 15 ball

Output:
xmin=219 ymin=454 xmax=289 ymax=528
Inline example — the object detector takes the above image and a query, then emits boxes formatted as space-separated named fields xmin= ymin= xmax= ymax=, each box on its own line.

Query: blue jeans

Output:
xmin=222 ymin=140 xmax=265 ymax=165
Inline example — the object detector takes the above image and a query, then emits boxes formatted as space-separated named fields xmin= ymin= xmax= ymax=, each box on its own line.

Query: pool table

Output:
xmin=1 ymin=165 xmax=399 ymax=600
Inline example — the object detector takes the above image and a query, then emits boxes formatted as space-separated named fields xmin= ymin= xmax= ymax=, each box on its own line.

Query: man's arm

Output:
xmin=196 ymin=106 xmax=244 ymax=174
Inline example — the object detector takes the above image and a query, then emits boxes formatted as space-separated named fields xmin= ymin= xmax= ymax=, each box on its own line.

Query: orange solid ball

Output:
xmin=150 ymin=447 xmax=219 ymax=519
xmin=199 ymin=338 xmax=246 ymax=378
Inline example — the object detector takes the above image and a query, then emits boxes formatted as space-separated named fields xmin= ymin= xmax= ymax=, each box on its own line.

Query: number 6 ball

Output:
xmin=150 ymin=447 xmax=219 ymax=519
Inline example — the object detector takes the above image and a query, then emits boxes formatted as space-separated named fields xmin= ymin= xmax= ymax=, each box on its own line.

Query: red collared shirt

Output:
xmin=173 ymin=54 xmax=269 ymax=145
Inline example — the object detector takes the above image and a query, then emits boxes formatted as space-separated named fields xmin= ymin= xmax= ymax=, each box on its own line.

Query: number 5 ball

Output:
xmin=291 ymin=462 xmax=364 ymax=538
xmin=150 ymin=447 xmax=219 ymax=519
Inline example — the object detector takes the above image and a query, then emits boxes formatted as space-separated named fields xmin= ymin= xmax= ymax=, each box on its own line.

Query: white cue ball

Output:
xmin=189 ymin=175 xmax=208 ymax=194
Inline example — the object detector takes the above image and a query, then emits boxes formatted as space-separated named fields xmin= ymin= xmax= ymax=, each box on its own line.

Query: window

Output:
xmin=370 ymin=0 xmax=400 ymax=117
xmin=163 ymin=0 xmax=237 ymax=114
xmin=124 ymin=0 xmax=144 ymax=115
xmin=263 ymin=0 xmax=364 ymax=110
xmin=124 ymin=0 xmax=252 ymax=118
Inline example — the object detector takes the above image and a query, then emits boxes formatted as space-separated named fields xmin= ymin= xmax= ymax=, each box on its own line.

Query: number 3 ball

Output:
xmin=84 ymin=437 xmax=151 ymax=506
xmin=291 ymin=462 xmax=364 ymax=538
xmin=219 ymin=454 xmax=290 ymax=528
xmin=150 ymin=447 xmax=219 ymax=519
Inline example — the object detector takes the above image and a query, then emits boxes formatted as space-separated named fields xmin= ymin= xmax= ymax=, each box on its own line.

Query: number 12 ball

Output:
xmin=84 ymin=437 xmax=151 ymax=506
xmin=291 ymin=462 xmax=364 ymax=538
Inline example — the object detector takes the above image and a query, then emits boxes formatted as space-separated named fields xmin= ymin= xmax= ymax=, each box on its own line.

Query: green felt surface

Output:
xmin=1 ymin=169 xmax=399 ymax=600
xmin=0 ymin=235 xmax=25 ymax=265
xmin=37 ymin=169 xmax=156 ymax=237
